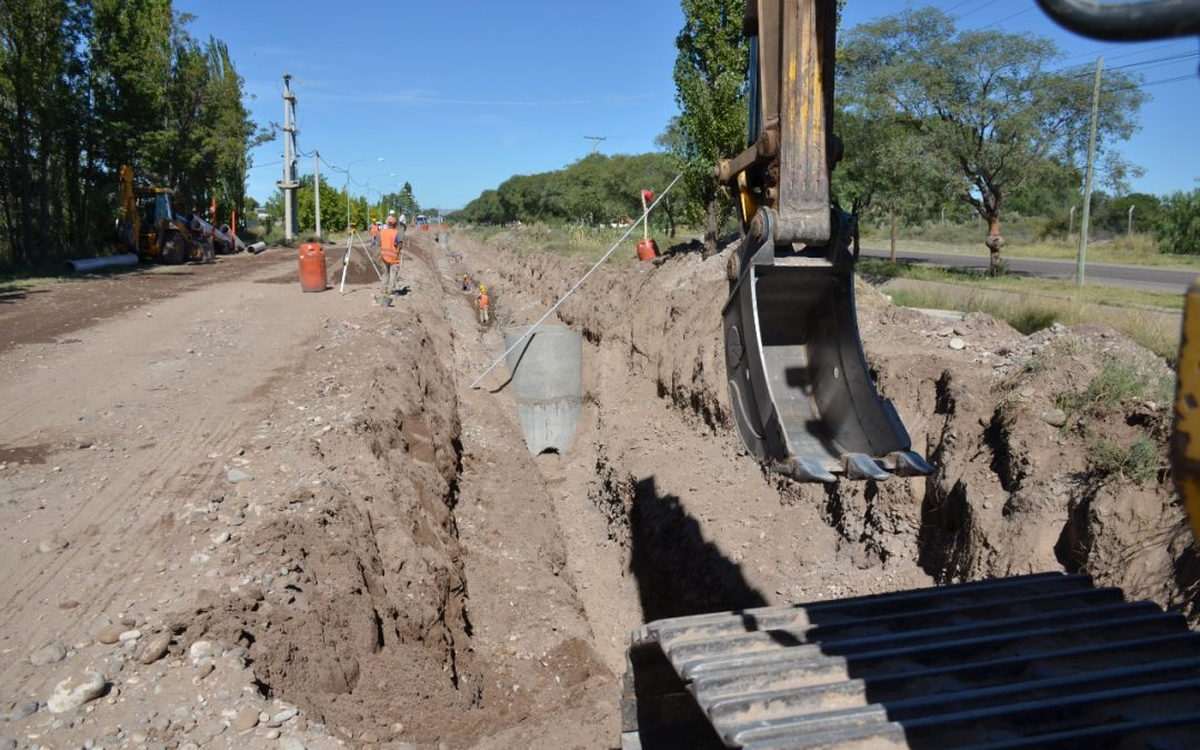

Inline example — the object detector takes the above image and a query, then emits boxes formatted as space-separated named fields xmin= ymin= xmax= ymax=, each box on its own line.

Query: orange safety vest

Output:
xmin=380 ymin=227 xmax=400 ymax=264
xmin=369 ymin=224 xmax=379 ymax=238
xmin=479 ymin=292 xmax=489 ymax=308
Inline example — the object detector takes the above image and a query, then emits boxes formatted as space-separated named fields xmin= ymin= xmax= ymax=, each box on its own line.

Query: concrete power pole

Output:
xmin=279 ymin=74 xmax=300 ymax=242
xmin=1128 ymin=204 xmax=1135 ymax=235
xmin=1076 ymin=56 xmax=1102 ymax=288
xmin=313 ymin=150 xmax=321 ymax=239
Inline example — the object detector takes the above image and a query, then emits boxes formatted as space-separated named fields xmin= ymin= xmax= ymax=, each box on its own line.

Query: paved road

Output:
xmin=860 ymin=246 xmax=1198 ymax=295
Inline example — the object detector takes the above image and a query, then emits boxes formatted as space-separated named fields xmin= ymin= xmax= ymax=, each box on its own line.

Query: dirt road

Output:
xmin=0 ymin=230 xmax=1194 ymax=749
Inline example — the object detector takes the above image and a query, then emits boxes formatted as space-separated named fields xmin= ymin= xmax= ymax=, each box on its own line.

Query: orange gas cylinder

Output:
xmin=298 ymin=242 xmax=326 ymax=292
xmin=636 ymin=238 xmax=659 ymax=262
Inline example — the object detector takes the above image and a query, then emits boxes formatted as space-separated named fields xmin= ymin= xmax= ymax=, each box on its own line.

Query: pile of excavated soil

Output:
xmin=458 ymin=231 xmax=1199 ymax=625
xmin=1 ymin=227 xmax=1195 ymax=750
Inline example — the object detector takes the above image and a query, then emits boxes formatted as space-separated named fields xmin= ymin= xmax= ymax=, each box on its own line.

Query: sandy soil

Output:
xmin=0 ymin=229 xmax=1195 ymax=749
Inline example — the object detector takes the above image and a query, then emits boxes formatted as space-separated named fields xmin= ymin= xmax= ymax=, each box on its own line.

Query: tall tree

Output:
xmin=669 ymin=0 xmax=748 ymax=256
xmin=0 ymin=1 xmax=261 ymax=265
xmin=840 ymin=7 xmax=1145 ymax=273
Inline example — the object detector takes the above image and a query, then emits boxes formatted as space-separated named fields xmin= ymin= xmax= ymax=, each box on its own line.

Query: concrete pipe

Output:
xmin=64 ymin=253 xmax=139 ymax=273
xmin=503 ymin=325 xmax=583 ymax=455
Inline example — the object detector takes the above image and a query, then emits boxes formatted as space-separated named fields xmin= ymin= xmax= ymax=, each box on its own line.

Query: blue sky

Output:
xmin=176 ymin=0 xmax=1200 ymax=210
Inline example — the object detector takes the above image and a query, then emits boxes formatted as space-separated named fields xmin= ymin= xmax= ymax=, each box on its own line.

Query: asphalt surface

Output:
xmin=860 ymin=246 xmax=1198 ymax=295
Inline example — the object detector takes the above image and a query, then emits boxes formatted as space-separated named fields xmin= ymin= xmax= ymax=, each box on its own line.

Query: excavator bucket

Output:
xmin=715 ymin=0 xmax=932 ymax=482
xmin=722 ymin=213 xmax=931 ymax=482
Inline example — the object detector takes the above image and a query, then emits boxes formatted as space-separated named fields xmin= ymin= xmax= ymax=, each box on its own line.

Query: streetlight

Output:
xmin=328 ymin=156 xmax=383 ymax=231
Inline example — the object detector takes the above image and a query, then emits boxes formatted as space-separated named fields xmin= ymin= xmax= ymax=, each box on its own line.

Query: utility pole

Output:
xmin=1128 ymin=204 xmax=1135 ymax=235
xmin=584 ymin=135 xmax=607 ymax=155
xmin=313 ymin=150 xmax=321 ymax=239
xmin=278 ymin=74 xmax=300 ymax=242
xmin=1069 ymin=205 xmax=1076 ymax=237
xmin=1077 ymin=56 xmax=1102 ymax=288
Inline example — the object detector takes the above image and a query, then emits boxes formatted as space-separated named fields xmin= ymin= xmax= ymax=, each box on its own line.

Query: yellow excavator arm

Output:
xmin=718 ymin=0 xmax=932 ymax=483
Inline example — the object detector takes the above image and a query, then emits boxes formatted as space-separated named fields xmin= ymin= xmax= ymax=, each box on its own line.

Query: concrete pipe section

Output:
xmin=503 ymin=325 xmax=582 ymax=455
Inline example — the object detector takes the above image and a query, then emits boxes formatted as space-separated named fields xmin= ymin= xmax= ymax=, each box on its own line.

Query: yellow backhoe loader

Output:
xmin=116 ymin=165 xmax=214 ymax=264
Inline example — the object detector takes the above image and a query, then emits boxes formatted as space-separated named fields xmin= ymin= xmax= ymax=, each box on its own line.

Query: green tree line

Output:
xmin=457 ymin=3 xmax=1198 ymax=257
xmin=455 ymin=153 xmax=680 ymax=234
xmin=0 ymin=0 xmax=263 ymax=266
xmin=263 ymin=177 xmax=424 ymax=236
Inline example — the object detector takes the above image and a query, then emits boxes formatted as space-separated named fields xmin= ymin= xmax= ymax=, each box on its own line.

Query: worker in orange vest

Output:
xmin=369 ymin=220 xmax=380 ymax=247
xmin=380 ymin=216 xmax=403 ymax=294
xmin=477 ymin=284 xmax=489 ymax=323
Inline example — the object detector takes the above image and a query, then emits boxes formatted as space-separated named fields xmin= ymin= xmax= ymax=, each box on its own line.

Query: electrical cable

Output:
xmin=981 ymin=6 xmax=1036 ymax=29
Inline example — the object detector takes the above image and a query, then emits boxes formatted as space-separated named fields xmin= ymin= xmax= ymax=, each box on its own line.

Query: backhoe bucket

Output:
xmin=722 ymin=225 xmax=931 ymax=483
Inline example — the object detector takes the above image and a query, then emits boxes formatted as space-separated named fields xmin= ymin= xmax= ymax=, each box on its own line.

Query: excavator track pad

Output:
xmin=621 ymin=572 xmax=1200 ymax=748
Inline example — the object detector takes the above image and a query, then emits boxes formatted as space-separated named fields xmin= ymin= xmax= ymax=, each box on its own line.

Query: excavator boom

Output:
xmin=719 ymin=0 xmax=931 ymax=482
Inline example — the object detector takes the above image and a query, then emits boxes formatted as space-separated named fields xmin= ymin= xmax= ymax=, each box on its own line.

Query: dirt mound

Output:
xmin=458 ymin=233 xmax=1200 ymax=625
xmin=155 ymin=239 xmax=615 ymax=746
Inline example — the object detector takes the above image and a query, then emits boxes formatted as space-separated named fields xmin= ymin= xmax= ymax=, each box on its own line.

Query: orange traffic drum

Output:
xmin=298 ymin=242 xmax=327 ymax=292
xmin=636 ymin=238 xmax=659 ymax=262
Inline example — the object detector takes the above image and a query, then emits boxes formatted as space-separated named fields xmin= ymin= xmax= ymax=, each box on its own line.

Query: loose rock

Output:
xmin=189 ymin=640 xmax=213 ymax=664
xmin=96 ymin=624 xmax=124 ymax=645
xmin=139 ymin=633 xmax=170 ymax=665
xmin=29 ymin=641 xmax=67 ymax=666
xmin=948 ymin=337 xmax=966 ymax=351
xmin=47 ymin=671 xmax=106 ymax=713
xmin=0 ymin=701 xmax=37 ymax=722
xmin=268 ymin=708 xmax=297 ymax=727
xmin=232 ymin=705 xmax=259 ymax=732
xmin=1043 ymin=408 xmax=1068 ymax=428
xmin=226 ymin=468 xmax=254 ymax=484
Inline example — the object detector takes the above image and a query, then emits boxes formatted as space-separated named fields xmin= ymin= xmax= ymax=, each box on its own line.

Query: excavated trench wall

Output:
xmin=171 ymin=250 xmax=496 ymax=746
xmin=466 ymin=233 xmax=1199 ymax=625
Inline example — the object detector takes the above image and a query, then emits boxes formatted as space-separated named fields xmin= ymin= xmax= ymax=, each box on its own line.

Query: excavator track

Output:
xmin=621 ymin=572 xmax=1200 ymax=748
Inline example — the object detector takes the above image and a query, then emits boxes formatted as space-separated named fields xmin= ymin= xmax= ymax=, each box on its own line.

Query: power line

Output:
xmin=1062 ymin=50 xmax=1199 ymax=79
xmin=958 ymin=0 xmax=1004 ymax=19
xmin=981 ymin=6 xmax=1036 ymax=29
xmin=1059 ymin=38 xmax=1193 ymax=64
xmin=945 ymin=0 xmax=985 ymax=12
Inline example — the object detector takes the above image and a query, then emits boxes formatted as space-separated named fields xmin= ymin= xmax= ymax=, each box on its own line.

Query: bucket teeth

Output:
xmin=843 ymin=453 xmax=891 ymax=481
xmin=774 ymin=457 xmax=837 ymax=483
xmin=888 ymin=450 xmax=935 ymax=477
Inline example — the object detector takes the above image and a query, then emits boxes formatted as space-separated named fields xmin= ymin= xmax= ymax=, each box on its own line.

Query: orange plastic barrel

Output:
xmin=298 ymin=242 xmax=326 ymax=292
xmin=636 ymin=238 xmax=659 ymax=262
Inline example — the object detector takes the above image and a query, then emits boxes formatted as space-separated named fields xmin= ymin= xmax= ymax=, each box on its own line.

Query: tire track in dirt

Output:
xmin=0 ymin=255 xmax=347 ymax=699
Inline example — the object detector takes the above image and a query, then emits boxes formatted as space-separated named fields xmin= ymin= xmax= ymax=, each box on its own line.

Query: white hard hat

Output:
xmin=388 ymin=209 xmax=395 ymax=215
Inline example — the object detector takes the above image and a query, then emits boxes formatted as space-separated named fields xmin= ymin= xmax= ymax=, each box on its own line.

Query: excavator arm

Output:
xmin=719 ymin=0 xmax=932 ymax=482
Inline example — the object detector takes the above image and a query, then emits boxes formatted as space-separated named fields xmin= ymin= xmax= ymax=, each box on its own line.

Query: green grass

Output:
xmin=860 ymin=259 xmax=1184 ymax=311
xmin=1088 ymin=437 xmax=1161 ymax=484
xmin=460 ymin=223 xmax=694 ymax=261
xmin=862 ymin=220 xmax=1200 ymax=269
xmin=866 ymin=258 xmax=1182 ymax=362
xmin=1054 ymin=356 xmax=1152 ymax=418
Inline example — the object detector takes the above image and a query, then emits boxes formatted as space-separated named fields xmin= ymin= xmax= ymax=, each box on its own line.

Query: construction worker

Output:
xmin=380 ymin=216 xmax=402 ymax=295
xmin=461 ymin=273 xmax=470 ymax=292
xmin=369 ymin=220 xmax=380 ymax=247
xmin=478 ymin=284 xmax=489 ymax=324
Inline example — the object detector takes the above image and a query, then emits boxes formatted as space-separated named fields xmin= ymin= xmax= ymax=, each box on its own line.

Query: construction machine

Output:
xmin=622 ymin=1 xmax=1200 ymax=747
xmin=715 ymin=0 xmax=931 ymax=484
xmin=117 ymin=165 xmax=214 ymax=264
